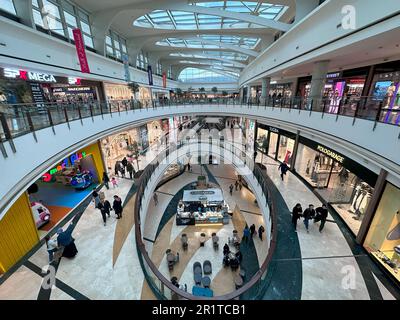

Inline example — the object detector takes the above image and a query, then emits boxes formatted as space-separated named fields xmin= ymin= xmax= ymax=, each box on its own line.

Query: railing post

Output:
xmin=99 ymin=101 xmax=104 ymax=119
xmin=352 ymin=100 xmax=361 ymax=125
xmin=47 ymin=108 xmax=55 ymax=135
xmin=336 ymin=98 xmax=344 ymax=122
xmin=373 ymin=101 xmax=384 ymax=131
xmin=321 ymin=99 xmax=327 ymax=118
xmin=0 ymin=112 xmax=16 ymax=153
xmin=26 ymin=111 xmax=37 ymax=142
xmin=89 ymin=103 xmax=94 ymax=122
xmin=117 ymin=102 xmax=121 ymax=116
xmin=63 ymin=107 xmax=70 ymax=129
xmin=309 ymin=99 xmax=313 ymax=116
xmin=77 ymin=105 xmax=83 ymax=125
xmin=109 ymin=102 xmax=112 ymax=117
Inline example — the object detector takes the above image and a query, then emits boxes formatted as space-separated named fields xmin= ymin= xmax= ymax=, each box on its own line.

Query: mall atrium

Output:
xmin=0 ymin=0 xmax=399 ymax=301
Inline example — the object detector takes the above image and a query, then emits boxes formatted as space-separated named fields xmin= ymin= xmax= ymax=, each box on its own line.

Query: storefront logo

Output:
xmin=317 ymin=145 xmax=344 ymax=163
xmin=68 ymin=77 xmax=81 ymax=85
xmin=42 ymin=152 xmax=86 ymax=182
xmin=326 ymin=72 xmax=341 ymax=79
xmin=269 ymin=127 xmax=279 ymax=134
xmin=4 ymin=68 xmax=57 ymax=83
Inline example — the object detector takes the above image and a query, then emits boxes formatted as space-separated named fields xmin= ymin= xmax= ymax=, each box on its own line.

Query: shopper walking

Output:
xmin=292 ymin=203 xmax=303 ymax=232
xmin=239 ymin=181 xmax=243 ymax=190
xmin=119 ymin=164 xmax=126 ymax=178
xmin=113 ymin=195 xmax=123 ymax=219
xmin=98 ymin=199 xmax=112 ymax=226
xmin=45 ymin=235 xmax=58 ymax=263
xmin=303 ymin=204 xmax=316 ymax=233
xmin=278 ymin=161 xmax=289 ymax=181
xmin=57 ymin=222 xmax=78 ymax=258
xmin=235 ymin=180 xmax=239 ymax=191
xmin=126 ymin=161 xmax=134 ymax=179
xmin=111 ymin=177 xmax=118 ymax=188
xmin=153 ymin=193 xmax=158 ymax=206
xmin=92 ymin=188 xmax=100 ymax=209
xmin=258 ymin=225 xmax=265 ymax=241
xmin=250 ymin=224 xmax=256 ymax=237
xmin=229 ymin=184 xmax=234 ymax=196
xmin=114 ymin=162 xmax=120 ymax=177
xmin=103 ymin=172 xmax=110 ymax=190
xmin=243 ymin=225 xmax=250 ymax=243
xmin=122 ymin=157 xmax=128 ymax=169
xmin=315 ymin=204 xmax=329 ymax=233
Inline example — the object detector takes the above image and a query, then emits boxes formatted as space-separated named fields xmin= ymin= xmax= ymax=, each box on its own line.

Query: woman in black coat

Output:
xmin=103 ymin=172 xmax=110 ymax=189
xmin=113 ymin=195 xmax=123 ymax=219
xmin=292 ymin=203 xmax=303 ymax=231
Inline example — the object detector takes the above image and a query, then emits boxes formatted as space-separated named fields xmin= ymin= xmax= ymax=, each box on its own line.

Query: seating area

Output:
xmin=192 ymin=260 xmax=213 ymax=297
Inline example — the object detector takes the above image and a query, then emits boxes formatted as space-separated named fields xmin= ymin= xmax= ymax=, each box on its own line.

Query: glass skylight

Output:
xmin=134 ymin=1 xmax=288 ymax=30
xmin=170 ymin=52 xmax=249 ymax=62
xmin=178 ymin=67 xmax=238 ymax=83
xmin=157 ymin=35 xmax=259 ymax=49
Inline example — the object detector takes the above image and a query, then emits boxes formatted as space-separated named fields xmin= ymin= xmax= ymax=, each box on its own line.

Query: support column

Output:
xmin=295 ymin=0 xmax=320 ymax=24
xmin=356 ymin=169 xmax=388 ymax=244
xmin=309 ymin=60 xmax=330 ymax=109
xmin=247 ymin=85 xmax=251 ymax=102
xmin=13 ymin=0 xmax=34 ymax=28
xmin=261 ymin=77 xmax=271 ymax=104
xmin=290 ymin=130 xmax=300 ymax=169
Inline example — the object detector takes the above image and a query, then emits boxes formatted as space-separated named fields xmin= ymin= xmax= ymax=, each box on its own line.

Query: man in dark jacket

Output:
xmin=278 ymin=162 xmax=289 ymax=181
xmin=126 ymin=161 xmax=135 ymax=179
xmin=303 ymin=204 xmax=315 ymax=233
xmin=103 ymin=172 xmax=110 ymax=189
xmin=315 ymin=204 xmax=329 ymax=233
xmin=98 ymin=199 xmax=112 ymax=226
xmin=113 ymin=195 xmax=123 ymax=219
xmin=57 ymin=222 xmax=78 ymax=258
xmin=121 ymin=157 xmax=128 ymax=169
xmin=292 ymin=203 xmax=303 ymax=231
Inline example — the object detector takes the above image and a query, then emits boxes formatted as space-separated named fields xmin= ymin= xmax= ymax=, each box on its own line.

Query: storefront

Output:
xmin=100 ymin=128 xmax=141 ymax=171
xmin=294 ymin=136 xmax=378 ymax=236
xmin=368 ymin=61 xmax=400 ymax=125
xmin=28 ymin=142 xmax=105 ymax=238
xmin=269 ymin=82 xmax=293 ymax=99
xmin=152 ymin=88 xmax=170 ymax=101
xmin=147 ymin=119 xmax=164 ymax=150
xmin=0 ymin=67 xmax=104 ymax=104
xmin=364 ymin=183 xmax=400 ymax=283
xmin=104 ymin=82 xmax=133 ymax=100
xmin=244 ymin=119 xmax=256 ymax=155
xmin=296 ymin=68 xmax=367 ymax=107
xmin=255 ymin=124 xmax=296 ymax=166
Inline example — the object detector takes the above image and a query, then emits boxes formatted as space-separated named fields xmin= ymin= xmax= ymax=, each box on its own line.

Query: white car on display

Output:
xmin=31 ymin=202 xmax=51 ymax=228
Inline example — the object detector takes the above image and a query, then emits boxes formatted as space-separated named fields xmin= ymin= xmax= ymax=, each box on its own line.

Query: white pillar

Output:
xmin=261 ymin=77 xmax=271 ymax=102
xmin=13 ymin=0 xmax=34 ymax=28
xmin=295 ymin=0 xmax=320 ymax=23
xmin=309 ymin=60 xmax=330 ymax=108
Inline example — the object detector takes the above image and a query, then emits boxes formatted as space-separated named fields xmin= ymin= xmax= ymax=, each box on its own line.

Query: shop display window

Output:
xmin=277 ymin=136 xmax=295 ymax=166
xmin=268 ymin=132 xmax=278 ymax=158
xmin=364 ymin=183 xmax=400 ymax=282
xmin=256 ymin=128 xmax=268 ymax=153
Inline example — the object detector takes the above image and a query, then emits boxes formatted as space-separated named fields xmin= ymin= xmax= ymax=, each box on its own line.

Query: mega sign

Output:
xmin=316 ymin=145 xmax=345 ymax=164
xmin=4 ymin=68 xmax=57 ymax=83
xmin=42 ymin=152 xmax=87 ymax=182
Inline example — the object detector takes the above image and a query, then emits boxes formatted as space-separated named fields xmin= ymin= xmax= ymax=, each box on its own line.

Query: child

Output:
xmin=111 ymin=176 xmax=118 ymax=188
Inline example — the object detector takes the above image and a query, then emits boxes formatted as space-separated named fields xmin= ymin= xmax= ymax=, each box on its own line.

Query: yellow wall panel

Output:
xmin=77 ymin=141 xmax=105 ymax=183
xmin=0 ymin=192 xmax=39 ymax=273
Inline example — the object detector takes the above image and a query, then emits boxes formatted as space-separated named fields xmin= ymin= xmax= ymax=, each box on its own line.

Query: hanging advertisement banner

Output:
xmin=162 ymin=72 xmax=167 ymax=88
xmin=73 ymin=28 xmax=90 ymax=73
xmin=122 ymin=54 xmax=131 ymax=82
xmin=147 ymin=65 xmax=153 ymax=86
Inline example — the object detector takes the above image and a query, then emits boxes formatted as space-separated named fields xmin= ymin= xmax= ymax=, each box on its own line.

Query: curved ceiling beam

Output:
xmin=160 ymin=3 xmax=290 ymax=32
xmin=170 ymin=36 xmax=259 ymax=57
xmin=162 ymin=54 xmax=247 ymax=68
xmin=177 ymin=63 xmax=240 ymax=77
xmin=170 ymin=61 xmax=242 ymax=72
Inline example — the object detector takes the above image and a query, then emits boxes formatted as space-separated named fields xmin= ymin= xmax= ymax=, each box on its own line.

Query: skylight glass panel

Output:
xmin=1 ymin=0 xmax=16 ymax=15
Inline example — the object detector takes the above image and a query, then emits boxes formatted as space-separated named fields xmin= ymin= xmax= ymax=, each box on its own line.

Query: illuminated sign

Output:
xmin=269 ymin=127 xmax=279 ymax=134
xmin=316 ymin=145 xmax=344 ymax=163
xmin=68 ymin=77 xmax=82 ymax=85
xmin=4 ymin=68 xmax=57 ymax=83
xmin=42 ymin=152 xmax=87 ymax=182
xmin=326 ymin=72 xmax=341 ymax=79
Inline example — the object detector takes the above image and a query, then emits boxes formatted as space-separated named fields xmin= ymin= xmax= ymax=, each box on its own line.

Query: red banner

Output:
xmin=162 ymin=72 xmax=167 ymax=88
xmin=73 ymin=28 xmax=90 ymax=73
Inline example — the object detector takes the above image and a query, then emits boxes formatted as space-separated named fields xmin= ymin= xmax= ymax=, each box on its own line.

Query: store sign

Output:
xmin=269 ymin=126 xmax=279 ymax=134
xmin=68 ymin=77 xmax=82 ymax=85
xmin=147 ymin=65 xmax=153 ymax=86
xmin=316 ymin=145 xmax=345 ymax=164
xmin=162 ymin=72 xmax=167 ymax=88
xmin=73 ymin=28 xmax=90 ymax=73
xmin=326 ymin=72 xmax=341 ymax=79
xmin=4 ymin=68 xmax=57 ymax=83
xmin=42 ymin=152 xmax=86 ymax=182
xmin=53 ymin=87 xmax=92 ymax=93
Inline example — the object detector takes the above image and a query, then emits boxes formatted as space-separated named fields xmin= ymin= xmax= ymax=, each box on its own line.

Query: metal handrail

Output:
xmin=133 ymin=140 xmax=277 ymax=300
xmin=0 ymin=95 xmax=398 ymax=145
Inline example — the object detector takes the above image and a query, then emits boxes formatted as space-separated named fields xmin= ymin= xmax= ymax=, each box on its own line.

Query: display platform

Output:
xmin=176 ymin=188 xmax=230 ymax=226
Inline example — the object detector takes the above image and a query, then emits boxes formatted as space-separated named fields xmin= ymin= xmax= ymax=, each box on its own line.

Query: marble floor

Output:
xmin=1 ymin=142 xmax=398 ymax=300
